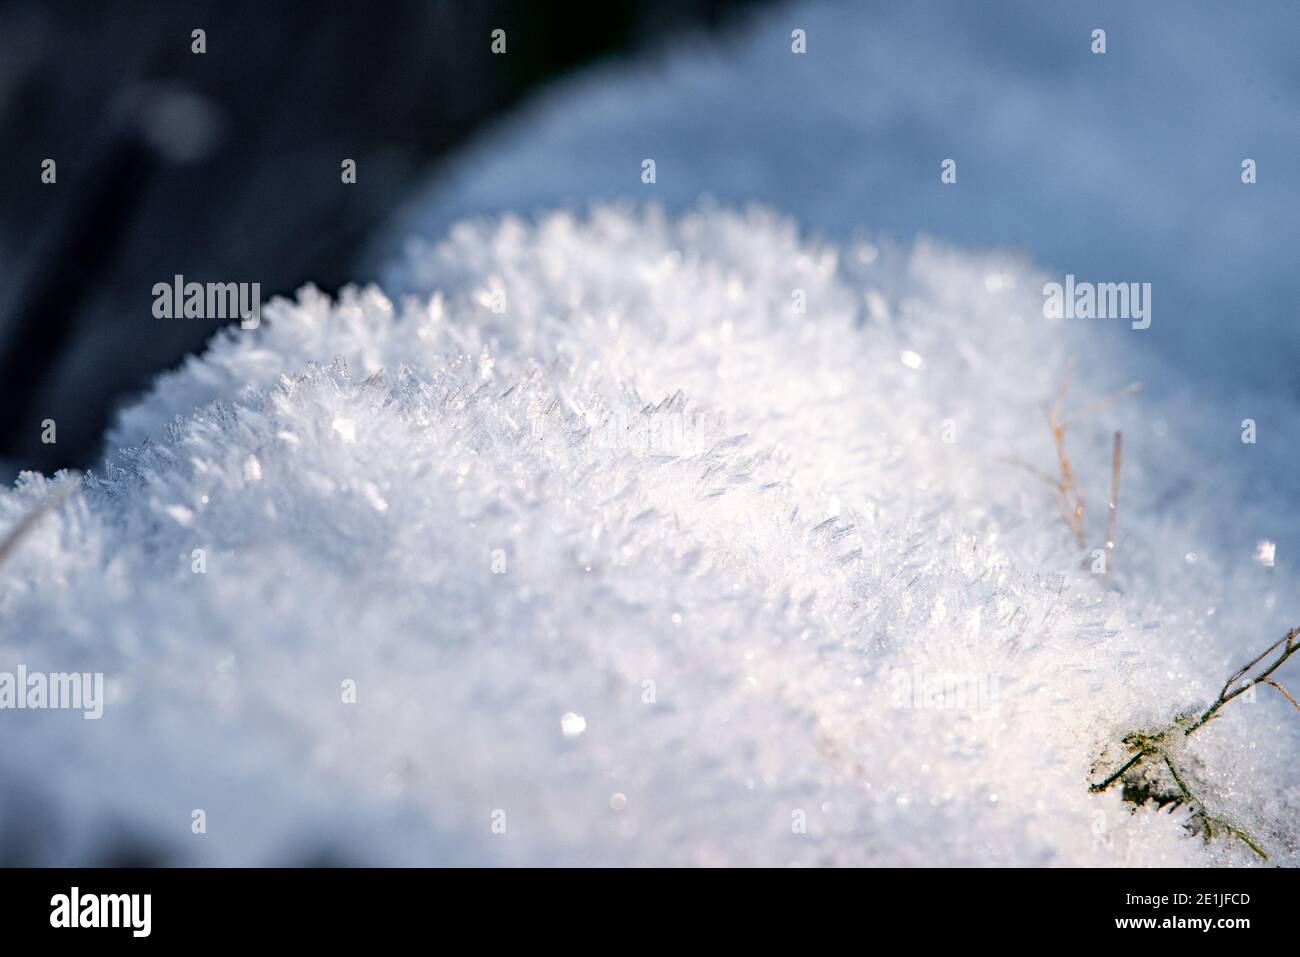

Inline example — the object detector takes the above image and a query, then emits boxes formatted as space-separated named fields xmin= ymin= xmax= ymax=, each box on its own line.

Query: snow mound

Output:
xmin=2 ymin=205 xmax=1297 ymax=865
xmin=370 ymin=0 xmax=1300 ymax=397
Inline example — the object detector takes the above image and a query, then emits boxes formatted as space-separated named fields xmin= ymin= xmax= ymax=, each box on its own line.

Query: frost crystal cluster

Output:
xmin=1 ymin=205 xmax=1297 ymax=866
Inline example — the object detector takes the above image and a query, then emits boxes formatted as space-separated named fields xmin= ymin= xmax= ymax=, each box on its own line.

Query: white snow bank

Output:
xmin=2 ymin=205 xmax=1296 ymax=865
xmin=369 ymin=0 xmax=1300 ymax=399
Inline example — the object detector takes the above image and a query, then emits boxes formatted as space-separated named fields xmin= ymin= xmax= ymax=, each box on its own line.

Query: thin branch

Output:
xmin=1186 ymin=626 xmax=1300 ymax=734
xmin=1089 ymin=748 xmax=1149 ymax=793
xmin=1260 ymin=678 xmax=1300 ymax=711
xmin=1091 ymin=630 xmax=1300 ymax=795
xmin=1220 ymin=823 xmax=1268 ymax=860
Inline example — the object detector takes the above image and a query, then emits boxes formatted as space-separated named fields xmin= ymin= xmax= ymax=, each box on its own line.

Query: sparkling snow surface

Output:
xmin=4 ymin=0 xmax=1300 ymax=865
xmin=369 ymin=0 xmax=1300 ymax=399
xmin=2 ymin=205 xmax=1297 ymax=865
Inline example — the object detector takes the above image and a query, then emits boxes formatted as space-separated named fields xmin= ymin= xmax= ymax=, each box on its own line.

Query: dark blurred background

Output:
xmin=0 ymin=0 xmax=767 ymax=476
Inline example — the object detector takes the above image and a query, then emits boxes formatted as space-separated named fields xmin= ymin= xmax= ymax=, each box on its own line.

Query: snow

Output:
xmin=2 ymin=203 xmax=1297 ymax=865
xmin=3 ymin=0 xmax=1299 ymax=866
xmin=367 ymin=0 xmax=1300 ymax=401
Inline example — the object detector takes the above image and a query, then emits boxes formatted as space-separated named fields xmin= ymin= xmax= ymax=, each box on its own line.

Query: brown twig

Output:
xmin=1260 ymin=678 xmax=1300 ymax=711
xmin=1032 ymin=362 xmax=1139 ymax=564
xmin=1045 ymin=359 xmax=1086 ymax=548
xmin=1089 ymin=627 xmax=1300 ymax=860
xmin=1092 ymin=626 xmax=1300 ymax=792
xmin=1185 ymin=626 xmax=1300 ymax=734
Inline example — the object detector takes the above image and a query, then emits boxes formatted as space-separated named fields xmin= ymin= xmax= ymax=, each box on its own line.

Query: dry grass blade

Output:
xmin=1260 ymin=678 xmax=1300 ymax=711
xmin=1025 ymin=361 xmax=1139 ymax=564
xmin=1045 ymin=360 xmax=1085 ymax=548
xmin=1105 ymin=431 xmax=1121 ymax=584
